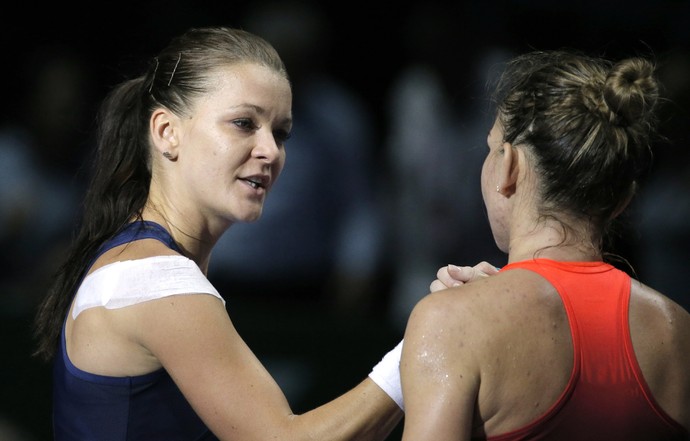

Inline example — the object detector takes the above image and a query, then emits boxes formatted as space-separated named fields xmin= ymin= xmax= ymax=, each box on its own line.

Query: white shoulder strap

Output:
xmin=73 ymin=255 xmax=224 ymax=319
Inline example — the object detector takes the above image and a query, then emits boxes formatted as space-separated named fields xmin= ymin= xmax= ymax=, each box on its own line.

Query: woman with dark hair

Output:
xmin=401 ymin=50 xmax=690 ymax=440
xmin=32 ymin=26 xmax=411 ymax=441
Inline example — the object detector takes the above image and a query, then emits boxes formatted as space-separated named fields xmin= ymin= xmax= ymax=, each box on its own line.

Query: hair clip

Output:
xmin=168 ymin=52 xmax=181 ymax=86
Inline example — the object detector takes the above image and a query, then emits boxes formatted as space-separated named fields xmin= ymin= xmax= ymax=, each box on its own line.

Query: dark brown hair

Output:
xmin=493 ymin=50 xmax=659 ymax=247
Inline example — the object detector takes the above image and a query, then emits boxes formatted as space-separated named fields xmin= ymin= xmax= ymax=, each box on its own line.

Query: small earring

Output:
xmin=496 ymin=185 xmax=501 ymax=193
xmin=163 ymin=151 xmax=174 ymax=160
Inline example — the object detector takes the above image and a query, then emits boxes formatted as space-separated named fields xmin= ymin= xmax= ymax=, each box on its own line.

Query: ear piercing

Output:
xmin=163 ymin=151 xmax=174 ymax=160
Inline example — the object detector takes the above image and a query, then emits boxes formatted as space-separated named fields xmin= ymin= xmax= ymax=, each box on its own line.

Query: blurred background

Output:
xmin=2 ymin=1 xmax=689 ymax=439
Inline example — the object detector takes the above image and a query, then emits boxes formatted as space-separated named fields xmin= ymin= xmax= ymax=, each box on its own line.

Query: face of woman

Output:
xmin=172 ymin=63 xmax=292 ymax=229
xmin=481 ymin=117 xmax=510 ymax=253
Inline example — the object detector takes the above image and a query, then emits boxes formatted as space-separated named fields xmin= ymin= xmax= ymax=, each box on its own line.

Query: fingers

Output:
xmin=429 ymin=261 xmax=501 ymax=292
xmin=428 ymin=265 xmax=472 ymax=292
xmin=447 ymin=264 xmax=485 ymax=284
xmin=429 ymin=279 xmax=449 ymax=292
xmin=473 ymin=261 xmax=500 ymax=276
xmin=429 ymin=265 xmax=458 ymax=292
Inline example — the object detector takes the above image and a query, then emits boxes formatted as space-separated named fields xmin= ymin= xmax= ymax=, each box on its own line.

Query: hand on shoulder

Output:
xmin=429 ymin=261 xmax=500 ymax=292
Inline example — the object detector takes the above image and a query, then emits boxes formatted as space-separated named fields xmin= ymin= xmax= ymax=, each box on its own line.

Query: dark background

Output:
xmin=2 ymin=1 xmax=689 ymax=439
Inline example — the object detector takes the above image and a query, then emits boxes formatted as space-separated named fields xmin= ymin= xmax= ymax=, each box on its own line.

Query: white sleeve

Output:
xmin=73 ymin=255 xmax=224 ymax=319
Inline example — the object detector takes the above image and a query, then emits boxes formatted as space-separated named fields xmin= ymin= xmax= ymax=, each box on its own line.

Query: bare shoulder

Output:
xmin=629 ymin=279 xmax=690 ymax=346
xmin=407 ymin=268 xmax=561 ymax=345
xmin=403 ymin=268 xmax=572 ymax=433
xmin=629 ymin=280 xmax=690 ymax=428
xmin=68 ymin=237 xmax=214 ymax=376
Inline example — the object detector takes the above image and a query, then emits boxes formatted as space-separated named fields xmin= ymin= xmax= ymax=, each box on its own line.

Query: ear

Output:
xmin=497 ymin=142 xmax=519 ymax=196
xmin=150 ymin=107 xmax=180 ymax=159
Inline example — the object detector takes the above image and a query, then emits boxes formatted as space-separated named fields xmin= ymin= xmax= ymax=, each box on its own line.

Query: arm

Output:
xmin=400 ymin=290 xmax=480 ymax=441
xmin=134 ymin=294 xmax=402 ymax=441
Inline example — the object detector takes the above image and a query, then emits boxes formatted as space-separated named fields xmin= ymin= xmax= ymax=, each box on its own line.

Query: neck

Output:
xmin=506 ymin=219 xmax=601 ymax=264
xmin=141 ymin=202 xmax=222 ymax=274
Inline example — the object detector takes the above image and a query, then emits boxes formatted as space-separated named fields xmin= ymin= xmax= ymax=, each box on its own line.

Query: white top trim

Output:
xmin=73 ymin=255 xmax=224 ymax=319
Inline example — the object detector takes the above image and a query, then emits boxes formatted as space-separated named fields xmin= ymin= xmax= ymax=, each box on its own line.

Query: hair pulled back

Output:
xmin=493 ymin=50 xmax=659 ymax=244
xmin=34 ymin=27 xmax=288 ymax=361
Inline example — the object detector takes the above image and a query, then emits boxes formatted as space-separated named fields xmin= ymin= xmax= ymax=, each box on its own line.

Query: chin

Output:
xmin=492 ymin=233 xmax=509 ymax=254
xmin=240 ymin=209 xmax=263 ymax=223
xmin=226 ymin=200 xmax=263 ymax=222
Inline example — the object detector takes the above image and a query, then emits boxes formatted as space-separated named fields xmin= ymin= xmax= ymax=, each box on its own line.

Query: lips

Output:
xmin=240 ymin=174 xmax=269 ymax=190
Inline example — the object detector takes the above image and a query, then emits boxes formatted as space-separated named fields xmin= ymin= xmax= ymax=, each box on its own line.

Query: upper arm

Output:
xmin=400 ymin=289 xmax=481 ymax=441
xmin=134 ymin=293 xmax=293 ymax=441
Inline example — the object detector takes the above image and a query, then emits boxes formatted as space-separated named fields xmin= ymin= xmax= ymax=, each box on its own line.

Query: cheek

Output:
xmin=481 ymin=158 xmax=507 ymax=245
xmin=273 ymin=151 xmax=286 ymax=183
xmin=480 ymin=158 xmax=492 ymax=203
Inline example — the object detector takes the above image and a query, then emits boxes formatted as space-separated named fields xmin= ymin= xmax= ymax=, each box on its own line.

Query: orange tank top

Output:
xmin=482 ymin=259 xmax=687 ymax=441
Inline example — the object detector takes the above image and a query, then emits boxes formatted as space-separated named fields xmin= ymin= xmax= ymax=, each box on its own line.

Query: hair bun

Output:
xmin=602 ymin=58 xmax=658 ymax=127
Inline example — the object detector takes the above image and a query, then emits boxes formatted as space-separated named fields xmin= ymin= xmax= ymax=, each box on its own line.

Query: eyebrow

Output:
xmin=230 ymin=103 xmax=292 ymax=127
xmin=228 ymin=103 xmax=264 ymax=113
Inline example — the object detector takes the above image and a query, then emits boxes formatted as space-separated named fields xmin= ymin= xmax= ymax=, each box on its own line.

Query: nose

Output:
xmin=253 ymin=128 xmax=282 ymax=162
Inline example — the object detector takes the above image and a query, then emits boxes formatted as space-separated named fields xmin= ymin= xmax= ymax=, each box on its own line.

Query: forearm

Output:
xmin=291 ymin=377 xmax=403 ymax=441
xmin=289 ymin=340 xmax=405 ymax=441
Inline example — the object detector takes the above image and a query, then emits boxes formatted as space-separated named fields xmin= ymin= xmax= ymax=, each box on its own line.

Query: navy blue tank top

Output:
xmin=53 ymin=221 xmax=219 ymax=441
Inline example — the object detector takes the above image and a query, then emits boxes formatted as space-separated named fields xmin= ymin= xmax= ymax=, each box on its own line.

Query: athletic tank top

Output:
xmin=483 ymin=259 xmax=687 ymax=441
xmin=52 ymin=221 xmax=220 ymax=441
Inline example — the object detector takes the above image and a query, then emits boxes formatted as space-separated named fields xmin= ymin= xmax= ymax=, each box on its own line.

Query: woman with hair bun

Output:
xmin=401 ymin=50 xmax=690 ymax=440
